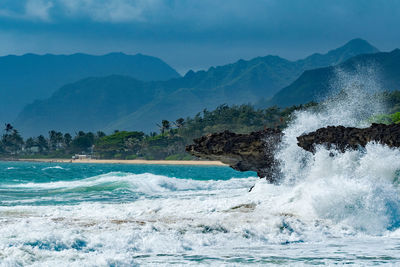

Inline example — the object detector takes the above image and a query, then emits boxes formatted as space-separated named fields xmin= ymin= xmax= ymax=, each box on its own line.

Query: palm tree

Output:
xmin=174 ymin=118 xmax=185 ymax=128
xmin=37 ymin=135 xmax=48 ymax=153
xmin=156 ymin=120 xmax=171 ymax=134
xmin=97 ymin=131 xmax=106 ymax=138
xmin=64 ymin=133 xmax=72 ymax=147
xmin=49 ymin=130 xmax=57 ymax=150
xmin=10 ymin=129 xmax=24 ymax=152
xmin=4 ymin=123 xmax=13 ymax=134
xmin=1 ymin=125 xmax=24 ymax=154
xmin=25 ymin=137 xmax=36 ymax=149
xmin=162 ymin=120 xmax=171 ymax=131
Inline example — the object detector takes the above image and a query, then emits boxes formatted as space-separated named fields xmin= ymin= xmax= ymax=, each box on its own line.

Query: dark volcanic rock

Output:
xmin=297 ymin=123 xmax=400 ymax=153
xmin=186 ymin=129 xmax=283 ymax=182
xmin=187 ymin=123 xmax=400 ymax=183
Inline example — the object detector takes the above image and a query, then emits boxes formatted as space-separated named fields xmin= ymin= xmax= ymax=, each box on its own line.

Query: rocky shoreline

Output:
xmin=187 ymin=123 xmax=400 ymax=182
xmin=186 ymin=129 xmax=282 ymax=182
xmin=297 ymin=123 xmax=400 ymax=153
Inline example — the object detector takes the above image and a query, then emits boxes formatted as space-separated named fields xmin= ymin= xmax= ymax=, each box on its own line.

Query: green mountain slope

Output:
xmin=14 ymin=39 xmax=380 ymax=136
xmin=0 ymin=52 xmax=180 ymax=125
xmin=268 ymin=49 xmax=400 ymax=107
xmin=14 ymin=76 xmax=163 ymax=135
xmin=106 ymin=39 xmax=380 ymax=133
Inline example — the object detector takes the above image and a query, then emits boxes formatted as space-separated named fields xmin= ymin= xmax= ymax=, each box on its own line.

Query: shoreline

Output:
xmin=13 ymin=158 xmax=227 ymax=166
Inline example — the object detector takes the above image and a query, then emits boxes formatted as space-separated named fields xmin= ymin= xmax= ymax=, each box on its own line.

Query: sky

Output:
xmin=0 ymin=0 xmax=399 ymax=74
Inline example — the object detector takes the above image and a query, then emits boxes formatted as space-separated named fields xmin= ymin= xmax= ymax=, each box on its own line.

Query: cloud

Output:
xmin=0 ymin=0 xmax=398 ymax=72
xmin=0 ymin=0 xmax=53 ymax=21
xmin=0 ymin=0 xmax=286 ymax=25
xmin=0 ymin=0 xmax=396 ymax=30
xmin=59 ymin=0 xmax=158 ymax=22
xmin=25 ymin=0 xmax=53 ymax=21
xmin=0 ymin=0 xmax=165 ymax=23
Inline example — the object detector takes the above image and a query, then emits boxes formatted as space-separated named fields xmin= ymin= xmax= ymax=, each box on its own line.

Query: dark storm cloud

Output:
xmin=0 ymin=0 xmax=399 ymax=73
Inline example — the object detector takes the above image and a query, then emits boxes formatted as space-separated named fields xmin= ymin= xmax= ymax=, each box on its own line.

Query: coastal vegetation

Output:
xmin=2 ymin=90 xmax=399 ymax=160
xmin=370 ymin=112 xmax=400 ymax=124
xmin=1 ymin=103 xmax=314 ymax=160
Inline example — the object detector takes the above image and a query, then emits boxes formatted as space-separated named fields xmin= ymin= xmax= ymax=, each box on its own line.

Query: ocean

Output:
xmin=2 ymin=145 xmax=400 ymax=266
xmin=2 ymin=69 xmax=400 ymax=266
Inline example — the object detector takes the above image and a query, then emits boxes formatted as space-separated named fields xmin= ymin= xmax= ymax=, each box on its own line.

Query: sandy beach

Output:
xmin=17 ymin=158 xmax=227 ymax=166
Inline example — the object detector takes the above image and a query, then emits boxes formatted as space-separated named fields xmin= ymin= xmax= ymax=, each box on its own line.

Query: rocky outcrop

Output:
xmin=186 ymin=129 xmax=283 ymax=182
xmin=187 ymin=123 xmax=400 ymax=182
xmin=297 ymin=123 xmax=400 ymax=153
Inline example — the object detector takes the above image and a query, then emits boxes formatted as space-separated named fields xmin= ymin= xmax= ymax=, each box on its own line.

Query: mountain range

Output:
xmin=268 ymin=49 xmax=400 ymax=107
xmin=0 ymin=52 xmax=180 ymax=125
xmin=13 ymin=39 xmax=384 ymax=136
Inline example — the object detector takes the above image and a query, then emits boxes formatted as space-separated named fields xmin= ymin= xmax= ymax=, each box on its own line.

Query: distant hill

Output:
xmin=14 ymin=76 xmax=167 ymax=135
xmin=170 ymin=38 xmax=379 ymax=104
xmin=268 ymin=49 xmax=400 ymax=107
xmin=0 ymin=52 xmax=180 ymax=125
xmin=296 ymin=38 xmax=379 ymax=68
xmin=14 ymin=39 xmax=380 ymax=136
xmin=105 ymin=39 xmax=380 ymax=133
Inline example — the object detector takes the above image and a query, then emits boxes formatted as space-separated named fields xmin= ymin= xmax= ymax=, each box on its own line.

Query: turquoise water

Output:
xmin=1 ymin=157 xmax=400 ymax=266
xmin=0 ymin=161 xmax=253 ymax=206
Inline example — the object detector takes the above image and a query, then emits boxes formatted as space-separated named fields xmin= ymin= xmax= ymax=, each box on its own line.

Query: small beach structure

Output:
xmin=72 ymin=154 xmax=91 ymax=160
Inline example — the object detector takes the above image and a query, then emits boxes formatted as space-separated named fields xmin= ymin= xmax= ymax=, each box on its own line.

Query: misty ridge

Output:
xmin=3 ymin=38 xmax=399 ymax=137
xmin=0 ymin=53 xmax=180 ymax=125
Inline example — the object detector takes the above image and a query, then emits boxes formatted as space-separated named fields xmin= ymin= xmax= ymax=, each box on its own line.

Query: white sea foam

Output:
xmin=6 ymin=172 xmax=255 ymax=195
xmin=42 ymin=166 xmax=68 ymax=171
xmin=1 ymin=161 xmax=400 ymax=265
xmin=270 ymin=65 xmax=400 ymax=235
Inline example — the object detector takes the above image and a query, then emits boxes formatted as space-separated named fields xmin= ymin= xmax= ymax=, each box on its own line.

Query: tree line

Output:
xmin=3 ymin=90 xmax=399 ymax=160
xmin=0 ymin=102 xmax=317 ymax=160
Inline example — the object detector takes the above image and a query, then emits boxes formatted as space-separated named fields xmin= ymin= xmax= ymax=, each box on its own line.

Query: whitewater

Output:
xmin=2 ymin=69 xmax=400 ymax=266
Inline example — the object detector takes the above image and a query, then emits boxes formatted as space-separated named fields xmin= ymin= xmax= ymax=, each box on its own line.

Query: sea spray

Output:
xmin=277 ymin=64 xmax=386 ymax=182
xmin=265 ymin=65 xmax=400 ymax=234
